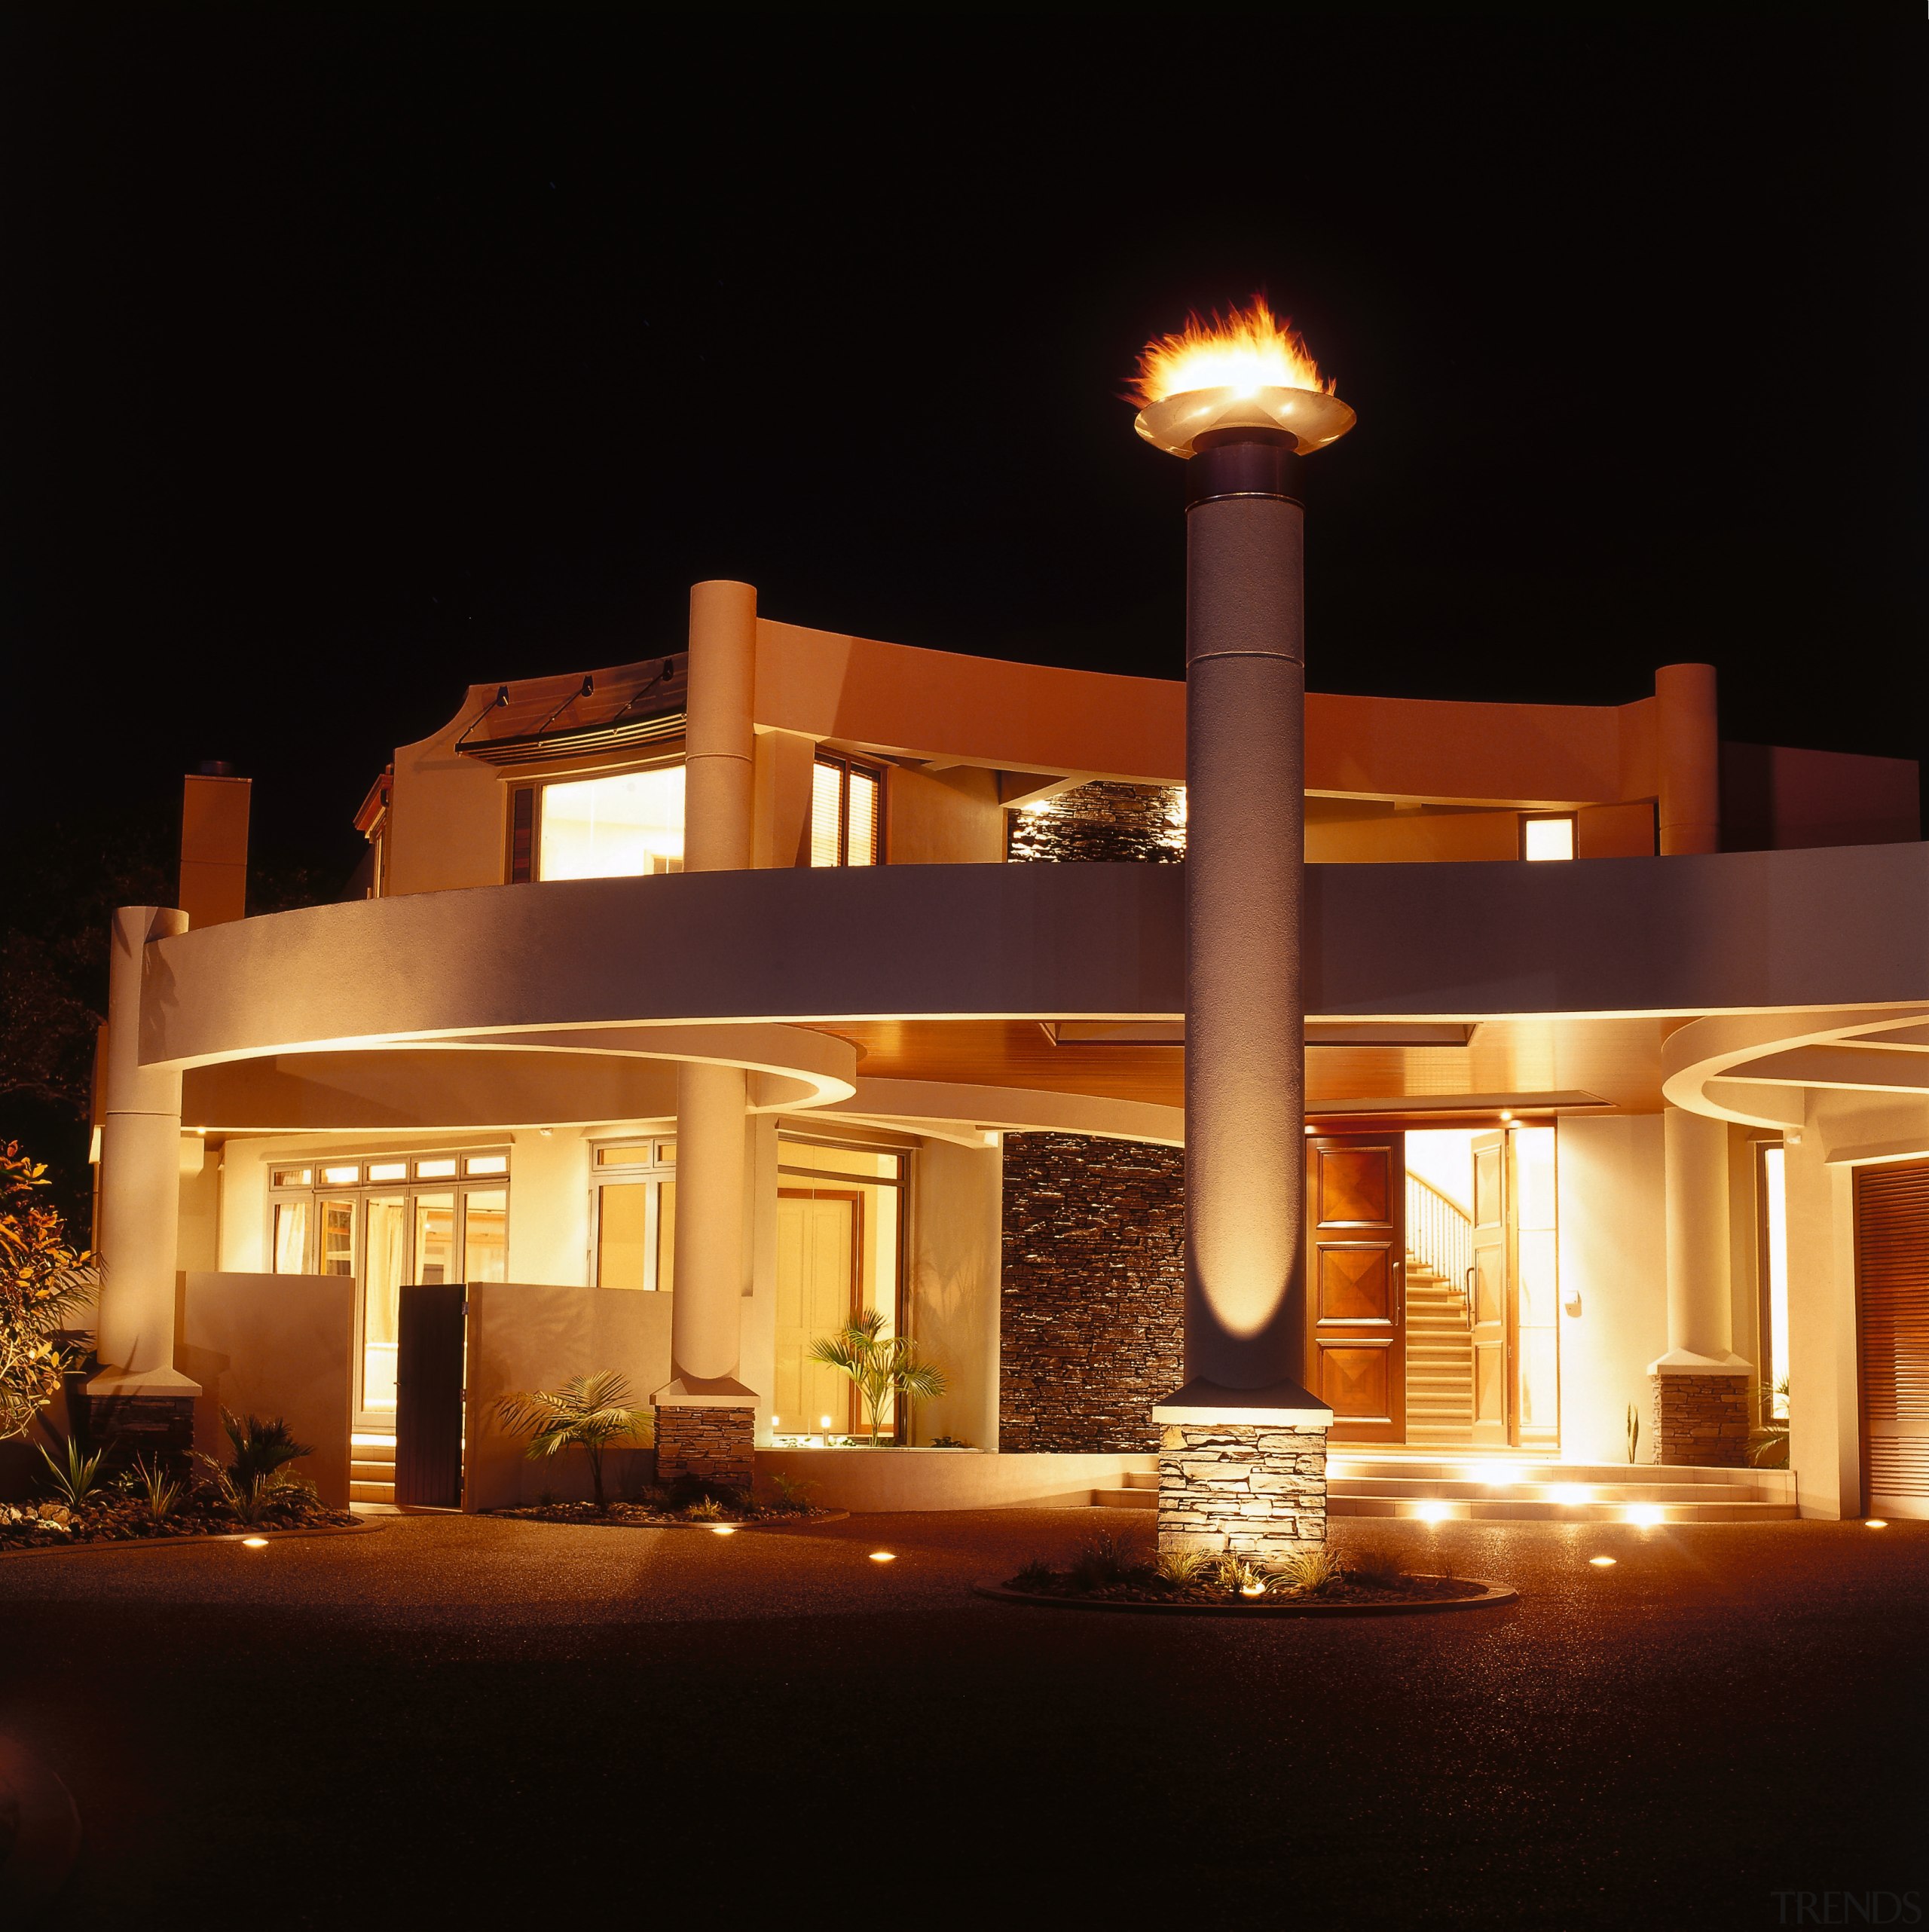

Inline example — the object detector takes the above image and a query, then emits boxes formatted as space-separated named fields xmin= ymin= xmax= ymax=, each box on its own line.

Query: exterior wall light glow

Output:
xmin=1414 ymin=1500 xmax=1450 ymax=1524
xmin=1625 ymin=1503 xmax=1665 ymax=1527
xmin=1552 ymin=1484 xmax=1591 ymax=1506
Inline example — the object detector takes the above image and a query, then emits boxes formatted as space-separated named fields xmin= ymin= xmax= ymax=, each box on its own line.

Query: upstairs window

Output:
xmin=510 ymin=765 xmax=686 ymax=882
xmin=1521 ymin=814 xmax=1576 ymax=861
xmin=810 ymin=754 xmax=882 ymax=867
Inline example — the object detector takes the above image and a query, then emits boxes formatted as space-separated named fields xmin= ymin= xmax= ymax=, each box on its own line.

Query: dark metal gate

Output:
xmin=396 ymin=1282 xmax=466 ymax=1509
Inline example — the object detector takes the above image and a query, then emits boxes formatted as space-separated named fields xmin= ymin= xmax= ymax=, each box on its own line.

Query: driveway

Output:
xmin=0 ymin=1510 xmax=1922 ymax=1927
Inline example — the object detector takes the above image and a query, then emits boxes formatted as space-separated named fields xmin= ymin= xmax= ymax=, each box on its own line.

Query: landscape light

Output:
xmin=241 ymin=1536 xmax=268 ymax=1548
xmin=1625 ymin=1503 xmax=1664 ymax=1527
xmin=869 ymin=1551 xmax=895 ymax=1563
xmin=1552 ymin=1484 xmax=1591 ymax=1506
xmin=1414 ymin=1501 xmax=1450 ymax=1524
xmin=1588 ymin=1556 xmax=1616 ymax=1567
xmin=1866 ymin=1519 xmax=1888 ymax=1530
xmin=709 ymin=1524 xmax=736 ymax=1536
xmin=1240 ymin=1579 xmax=1266 ymax=1597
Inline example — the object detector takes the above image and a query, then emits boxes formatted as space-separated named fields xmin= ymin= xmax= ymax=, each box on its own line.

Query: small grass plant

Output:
xmin=38 ymin=1435 xmax=107 ymax=1509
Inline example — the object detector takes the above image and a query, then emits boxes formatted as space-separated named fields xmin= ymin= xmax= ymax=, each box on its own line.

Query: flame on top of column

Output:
xmin=1130 ymin=295 xmax=1336 ymax=408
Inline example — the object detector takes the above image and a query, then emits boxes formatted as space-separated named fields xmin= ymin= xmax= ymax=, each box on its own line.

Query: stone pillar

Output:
xmin=1649 ymin=1104 xmax=1750 ymax=1466
xmin=86 ymin=906 xmax=200 ymax=1446
xmin=1152 ymin=435 xmax=1331 ymax=1548
xmin=1655 ymin=662 xmax=1720 ymax=857
xmin=654 ymin=580 xmax=757 ymax=1484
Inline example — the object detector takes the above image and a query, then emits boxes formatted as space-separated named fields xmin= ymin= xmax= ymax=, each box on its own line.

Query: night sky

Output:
xmin=6 ymin=9 xmax=1924 ymax=879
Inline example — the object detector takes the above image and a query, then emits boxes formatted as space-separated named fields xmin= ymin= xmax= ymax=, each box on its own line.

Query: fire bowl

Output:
xmin=1134 ymin=384 xmax=1357 ymax=458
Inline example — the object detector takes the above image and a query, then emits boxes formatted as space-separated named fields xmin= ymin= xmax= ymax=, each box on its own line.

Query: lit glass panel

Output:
xmin=363 ymin=1195 xmax=408 ymax=1413
xmin=271 ymin=1167 xmax=312 ymax=1188
xmin=322 ymin=1164 xmax=361 ymax=1185
xmin=845 ymin=768 xmax=879 ymax=866
xmin=778 ymin=1141 xmax=902 ymax=1182
xmin=368 ymin=1161 xmax=408 ymax=1182
xmin=538 ymin=766 xmax=685 ymax=881
xmin=319 ymin=1199 xmax=355 ymax=1276
xmin=595 ymin=1143 xmax=654 ymax=1168
xmin=657 ymin=1179 xmax=677 ymax=1295
xmin=465 ymin=1154 xmax=508 ymax=1175
xmin=1523 ymin=817 xmax=1575 ymax=861
xmin=271 ymin=1199 xmax=310 ymax=1273
xmin=656 ymin=1141 xmax=676 ymax=1164
xmin=598 ymin=1183 xmax=649 ymax=1291
xmin=414 ymin=1158 xmax=457 ymax=1178
xmin=810 ymin=761 xmax=843 ymax=867
xmin=463 ymin=1189 xmax=509 ymax=1283
xmin=413 ymin=1194 xmax=456 ymax=1285
xmin=1762 ymin=1145 xmax=1789 ymax=1414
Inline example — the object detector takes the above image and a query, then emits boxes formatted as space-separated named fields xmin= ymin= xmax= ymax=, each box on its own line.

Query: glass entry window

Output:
xmin=593 ymin=1140 xmax=676 ymax=1292
xmin=267 ymin=1151 xmax=510 ymax=1427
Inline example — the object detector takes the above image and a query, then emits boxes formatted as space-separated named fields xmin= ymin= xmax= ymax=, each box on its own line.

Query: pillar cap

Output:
xmin=84 ymin=1366 xmax=202 ymax=1398
xmin=1154 ymin=1377 xmax=1333 ymax=1426
xmin=1646 ymin=1351 xmax=1752 ymax=1377
xmin=652 ymin=1375 xmax=758 ymax=1409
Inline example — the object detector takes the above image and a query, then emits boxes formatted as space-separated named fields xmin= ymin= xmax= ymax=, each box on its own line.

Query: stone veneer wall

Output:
xmin=999 ymin=1133 xmax=1185 ymax=1452
xmin=1650 ymin=1372 xmax=1750 ymax=1468
xmin=1006 ymin=781 xmax=1185 ymax=864
xmin=655 ymin=1405 xmax=755 ymax=1493
xmin=1157 ymin=1423 xmax=1328 ymax=1555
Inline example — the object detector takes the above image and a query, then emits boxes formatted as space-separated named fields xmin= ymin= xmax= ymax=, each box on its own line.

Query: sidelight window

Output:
xmin=809 ymin=755 xmax=882 ymax=867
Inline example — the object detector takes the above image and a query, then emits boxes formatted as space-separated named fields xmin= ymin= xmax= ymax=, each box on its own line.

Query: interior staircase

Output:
xmin=351 ymin=1432 xmax=396 ymax=1509
xmin=1093 ymin=1458 xmax=1797 ymax=1522
xmin=1403 ymin=1258 xmax=1475 ymax=1445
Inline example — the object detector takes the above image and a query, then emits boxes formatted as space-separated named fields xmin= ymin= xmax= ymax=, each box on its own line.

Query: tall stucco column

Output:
xmin=1150 ymin=436 xmax=1332 ymax=1557
xmin=1648 ymin=1103 xmax=1750 ymax=1465
xmin=1656 ymin=662 xmax=1720 ymax=856
xmin=655 ymin=579 xmax=759 ymax=1493
xmin=87 ymin=906 xmax=201 ymax=1440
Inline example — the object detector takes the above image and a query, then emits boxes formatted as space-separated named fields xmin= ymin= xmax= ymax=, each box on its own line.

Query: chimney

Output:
xmin=179 ymin=763 xmax=251 ymax=927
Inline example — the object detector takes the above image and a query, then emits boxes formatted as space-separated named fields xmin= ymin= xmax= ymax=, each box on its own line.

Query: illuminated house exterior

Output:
xmin=84 ymin=583 xmax=1928 ymax=1525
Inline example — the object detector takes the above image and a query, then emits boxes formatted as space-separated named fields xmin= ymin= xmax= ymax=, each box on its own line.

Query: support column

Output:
xmin=1152 ymin=437 xmax=1331 ymax=1555
xmin=654 ymin=579 xmax=758 ymax=1493
xmin=1649 ymin=1103 xmax=1750 ymax=1466
xmin=1656 ymin=662 xmax=1720 ymax=857
xmin=86 ymin=905 xmax=200 ymax=1450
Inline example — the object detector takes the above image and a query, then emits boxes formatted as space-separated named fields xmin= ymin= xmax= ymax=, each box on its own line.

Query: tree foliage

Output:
xmin=806 ymin=1308 xmax=947 ymax=1445
xmin=494 ymin=1371 xmax=652 ymax=1511
xmin=0 ymin=1142 xmax=96 ymax=1442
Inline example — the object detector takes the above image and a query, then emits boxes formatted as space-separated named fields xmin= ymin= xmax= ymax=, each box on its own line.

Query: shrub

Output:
xmin=684 ymin=1494 xmax=725 ymax=1521
xmin=1068 ymin=1527 xmax=1149 ymax=1590
xmin=0 ymin=1142 xmax=97 ymax=1444
xmin=494 ymin=1371 xmax=651 ymax=1512
xmin=1012 ymin=1556 xmax=1058 ymax=1591
xmin=132 ymin=1455 xmax=182 ymax=1524
xmin=38 ymin=1435 xmax=106 ymax=1509
xmin=1216 ymin=1551 xmax=1270 ymax=1596
xmin=806 ymin=1310 xmax=948 ymax=1446
xmin=1341 ymin=1545 xmax=1407 ymax=1585
xmin=768 ymin=1472 xmax=813 ymax=1513
xmin=1270 ymin=1545 xmax=1344 ymax=1595
xmin=203 ymin=1411 xmax=316 ymax=1524
xmin=1151 ymin=1547 xmax=1217 ymax=1589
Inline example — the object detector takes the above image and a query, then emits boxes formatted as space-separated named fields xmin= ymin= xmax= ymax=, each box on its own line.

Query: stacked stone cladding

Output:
xmin=1650 ymin=1373 xmax=1750 ymax=1468
xmin=655 ymin=1405 xmax=755 ymax=1493
xmin=1005 ymin=781 xmax=1185 ymax=864
xmin=1157 ymin=1423 xmax=1328 ymax=1555
xmin=999 ymin=1133 xmax=1185 ymax=1452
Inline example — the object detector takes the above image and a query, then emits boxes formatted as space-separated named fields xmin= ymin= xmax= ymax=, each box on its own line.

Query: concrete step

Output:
xmin=353 ymin=1433 xmax=397 ymax=1466
xmin=1328 ymin=1457 xmax=1792 ymax=1488
xmin=350 ymin=1459 xmax=395 ymax=1483
xmin=350 ymin=1479 xmax=396 ymax=1503
xmin=1331 ymin=1475 xmax=1777 ymax=1504
xmin=1093 ymin=1487 xmax=1157 ymax=1511
xmin=1331 ymin=1495 xmax=1797 ymax=1523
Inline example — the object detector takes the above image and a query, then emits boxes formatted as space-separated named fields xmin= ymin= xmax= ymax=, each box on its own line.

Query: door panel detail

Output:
xmin=1307 ymin=1135 xmax=1405 ymax=1442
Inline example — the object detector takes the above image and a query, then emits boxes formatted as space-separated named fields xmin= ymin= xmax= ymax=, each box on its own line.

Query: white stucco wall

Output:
xmin=505 ymin=1126 xmax=591 ymax=1285
xmin=907 ymin=1137 xmax=1001 ymax=1451
xmin=1556 ymin=1114 xmax=1668 ymax=1463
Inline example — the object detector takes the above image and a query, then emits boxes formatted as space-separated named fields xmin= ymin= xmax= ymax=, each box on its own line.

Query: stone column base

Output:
xmin=1157 ymin=1423 xmax=1328 ymax=1556
xmin=655 ymin=1404 xmax=756 ymax=1496
xmin=1650 ymin=1372 xmax=1750 ymax=1467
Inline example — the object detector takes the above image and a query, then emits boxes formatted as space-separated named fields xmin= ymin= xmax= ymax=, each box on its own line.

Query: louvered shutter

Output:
xmin=1857 ymin=1162 xmax=1929 ymax=1515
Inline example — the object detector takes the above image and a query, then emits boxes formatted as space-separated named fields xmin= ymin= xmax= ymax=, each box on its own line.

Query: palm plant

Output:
xmin=806 ymin=1309 xmax=948 ymax=1446
xmin=1749 ymin=1375 xmax=1791 ymax=1469
xmin=203 ymin=1411 xmax=315 ymax=1524
xmin=494 ymin=1371 xmax=651 ymax=1511
xmin=38 ymin=1434 xmax=106 ymax=1509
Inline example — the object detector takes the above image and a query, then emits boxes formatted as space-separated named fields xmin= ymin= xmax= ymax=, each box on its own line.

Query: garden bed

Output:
xmin=491 ymin=1497 xmax=843 ymax=1531
xmin=0 ymin=1492 xmax=360 ymax=1554
xmin=980 ymin=1533 xmax=1516 ymax=1616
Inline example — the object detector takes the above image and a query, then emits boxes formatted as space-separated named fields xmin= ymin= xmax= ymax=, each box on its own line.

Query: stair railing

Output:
xmin=1405 ymin=1173 xmax=1473 ymax=1322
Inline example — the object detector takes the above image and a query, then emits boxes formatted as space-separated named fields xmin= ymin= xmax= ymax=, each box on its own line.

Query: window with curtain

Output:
xmin=809 ymin=754 xmax=882 ymax=867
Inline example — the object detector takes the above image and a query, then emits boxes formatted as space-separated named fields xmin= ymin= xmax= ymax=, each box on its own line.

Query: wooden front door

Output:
xmin=1856 ymin=1160 xmax=1929 ymax=1519
xmin=1469 ymin=1130 xmax=1511 ymax=1447
xmin=775 ymin=1191 xmax=861 ymax=1435
xmin=1306 ymin=1135 xmax=1405 ymax=1444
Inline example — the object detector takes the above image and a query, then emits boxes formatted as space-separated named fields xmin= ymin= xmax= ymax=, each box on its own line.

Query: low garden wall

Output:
xmin=754 ymin=1447 xmax=1154 ymax=1512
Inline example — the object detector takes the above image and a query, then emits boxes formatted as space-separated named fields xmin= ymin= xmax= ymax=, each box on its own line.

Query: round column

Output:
xmin=90 ymin=906 xmax=201 ymax=1415
xmin=1656 ymin=662 xmax=1720 ymax=856
xmin=658 ymin=580 xmax=759 ymax=1491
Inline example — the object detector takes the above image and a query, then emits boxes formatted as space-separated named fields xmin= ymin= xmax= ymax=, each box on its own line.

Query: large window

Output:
xmin=592 ymin=1139 xmax=677 ymax=1292
xmin=1756 ymin=1142 xmax=1790 ymax=1418
xmin=809 ymin=754 xmax=882 ymax=867
xmin=267 ymin=1149 xmax=510 ymax=1425
xmin=510 ymin=764 xmax=686 ymax=883
xmin=1521 ymin=814 xmax=1576 ymax=861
